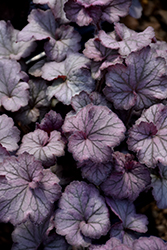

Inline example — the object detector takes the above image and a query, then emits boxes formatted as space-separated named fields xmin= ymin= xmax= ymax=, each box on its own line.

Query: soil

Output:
xmin=0 ymin=0 xmax=167 ymax=249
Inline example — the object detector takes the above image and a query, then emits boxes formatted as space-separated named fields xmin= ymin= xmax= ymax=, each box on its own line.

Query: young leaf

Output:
xmin=0 ymin=20 xmax=36 ymax=60
xmin=63 ymin=104 xmax=126 ymax=162
xmin=103 ymin=46 xmax=167 ymax=110
xmin=0 ymin=59 xmax=29 ymax=112
xmin=127 ymin=104 xmax=167 ymax=167
xmin=17 ymin=129 xmax=65 ymax=166
xmin=99 ymin=23 xmax=155 ymax=56
xmin=101 ymin=152 xmax=151 ymax=201
xmin=42 ymin=53 xmax=95 ymax=105
xmin=0 ymin=114 xmax=20 ymax=151
xmin=0 ymin=153 xmax=61 ymax=225
xmin=55 ymin=181 xmax=111 ymax=247
xmin=151 ymin=162 xmax=167 ymax=209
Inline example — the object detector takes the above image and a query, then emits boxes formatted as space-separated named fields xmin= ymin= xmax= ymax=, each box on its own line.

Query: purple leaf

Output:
xmin=89 ymin=237 xmax=132 ymax=250
xmin=129 ymin=0 xmax=142 ymax=19
xmin=133 ymin=236 xmax=167 ymax=250
xmin=0 ymin=114 xmax=20 ymax=151
xmin=29 ymin=59 xmax=46 ymax=77
xmin=18 ymin=9 xmax=58 ymax=42
xmin=78 ymin=159 xmax=112 ymax=185
xmin=42 ymin=53 xmax=95 ymax=105
xmin=17 ymin=129 xmax=65 ymax=166
xmin=106 ymin=198 xmax=148 ymax=246
xmin=99 ymin=23 xmax=155 ymax=56
xmin=44 ymin=25 xmax=81 ymax=61
xmin=63 ymin=104 xmax=126 ymax=162
xmin=127 ymin=104 xmax=167 ymax=167
xmin=36 ymin=110 xmax=63 ymax=133
xmin=0 ymin=153 xmax=61 ymax=225
xmin=0 ymin=144 xmax=9 ymax=163
xmin=33 ymin=0 xmax=69 ymax=23
xmin=151 ymin=162 xmax=167 ymax=209
xmin=43 ymin=234 xmax=69 ymax=250
xmin=55 ymin=181 xmax=111 ymax=247
xmin=0 ymin=20 xmax=36 ymax=60
xmin=0 ymin=59 xmax=29 ymax=112
xmin=71 ymin=91 xmax=107 ymax=112
xmin=83 ymin=37 xmax=122 ymax=79
xmin=101 ymin=152 xmax=151 ymax=201
xmin=103 ymin=46 xmax=167 ymax=110
xmin=150 ymin=40 xmax=167 ymax=65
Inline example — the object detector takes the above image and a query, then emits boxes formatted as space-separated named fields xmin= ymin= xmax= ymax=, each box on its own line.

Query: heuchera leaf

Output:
xmin=62 ymin=104 xmax=126 ymax=162
xmin=0 ymin=59 xmax=29 ymax=112
xmin=0 ymin=144 xmax=9 ymax=163
xmin=101 ymin=152 xmax=151 ymax=201
xmin=12 ymin=217 xmax=69 ymax=250
xmin=44 ymin=25 xmax=81 ymax=61
xmin=17 ymin=129 xmax=65 ymax=166
xmin=106 ymin=198 xmax=148 ymax=247
xmin=127 ymin=103 xmax=167 ymax=167
xmin=33 ymin=0 xmax=69 ymax=24
xmin=36 ymin=110 xmax=63 ymax=133
xmin=71 ymin=91 xmax=107 ymax=112
xmin=89 ymin=237 xmax=132 ymax=250
xmin=78 ymin=159 xmax=112 ymax=185
xmin=133 ymin=236 xmax=167 ymax=250
xmin=18 ymin=9 xmax=58 ymax=42
xmin=42 ymin=53 xmax=95 ymax=105
xmin=151 ymin=162 xmax=167 ymax=209
xmin=0 ymin=153 xmax=61 ymax=225
xmin=99 ymin=23 xmax=155 ymax=56
xmin=0 ymin=114 xmax=20 ymax=151
xmin=0 ymin=20 xmax=36 ymax=60
xmin=55 ymin=181 xmax=111 ymax=247
xmin=103 ymin=46 xmax=167 ymax=110
xmin=129 ymin=0 xmax=142 ymax=19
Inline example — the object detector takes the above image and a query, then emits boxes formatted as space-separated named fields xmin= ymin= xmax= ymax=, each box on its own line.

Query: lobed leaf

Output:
xmin=133 ymin=236 xmax=167 ymax=250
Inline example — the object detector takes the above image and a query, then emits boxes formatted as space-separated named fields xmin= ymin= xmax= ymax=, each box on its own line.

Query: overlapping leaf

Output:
xmin=0 ymin=153 xmax=61 ymax=225
xmin=89 ymin=237 xmax=132 ymax=250
xmin=0 ymin=114 xmax=20 ymax=151
xmin=17 ymin=129 xmax=65 ymax=166
xmin=151 ymin=162 xmax=167 ymax=209
xmin=127 ymin=103 xmax=167 ymax=167
xmin=103 ymin=46 xmax=167 ymax=110
xmin=0 ymin=59 xmax=29 ymax=112
xmin=0 ymin=20 xmax=36 ymax=60
xmin=63 ymin=104 xmax=126 ymax=162
xmin=99 ymin=23 xmax=155 ymax=56
xmin=55 ymin=181 xmax=110 ymax=247
xmin=101 ymin=152 xmax=151 ymax=201
xmin=133 ymin=236 xmax=167 ymax=250
xmin=42 ymin=53 xmax=95 ymax=105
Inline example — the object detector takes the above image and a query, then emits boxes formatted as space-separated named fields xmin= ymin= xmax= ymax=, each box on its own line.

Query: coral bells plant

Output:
xmin=0 ymin=0 xmax=167 ymax=249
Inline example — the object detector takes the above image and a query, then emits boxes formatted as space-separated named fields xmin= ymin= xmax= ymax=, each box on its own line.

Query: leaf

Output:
xmin=42 ymin=53 xmax=95 ymax=105
xmin=44 ymin=25 xmax=81 ymax=61
xmin=0 ymin=144 xmax=9 ymax=163
xmin=18 ymin=9 xmax=58 ymax=42
xmin=127 ymin=104 xmax=167 ymax=167
xmin=78 ymin=159 xmax=112 ymax=185
xmin=103 ymin=46 xmax=167 ymax=110
xmin=0 ymin=153 xmax=61 ymax=225
xmin=17 ymin=129 xmax=65 ymax=166
xmin=36 ymin=110 xmax=63 ymax=133
xmin=151 ymin=162 xmax=167 ymax=209
xmin=129 ymin=0 xmax=143 ymax=19
xmin=0 ymin=114 xmax=20 ymax=151
xmin=99 ymin=23 xmax=155 ymax=56
xmin=101 ymin=152 xmax=151 ymax=201
xmin=89 ymin=237 xmax=131 ymax=250
xmin=133 ymin=236 xmax=167 ymax=250
xmin=0 ymin=20 xmax=36 ymax=60
xmin=0 ymin=59 xmax=29 ymax=112
xmin=63 ymin=104 xmax=126 ymax=162
xmin=55 ymin=181 xmax=110 ymax=247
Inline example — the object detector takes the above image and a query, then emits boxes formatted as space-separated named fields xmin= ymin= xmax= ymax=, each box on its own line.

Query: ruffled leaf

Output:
xmin=0 ymin=59 xmax=29 ymax=112
xmin=63 ymin=104 xmax=126 ymax=162
xmin=17 ymin=129 xmax=65 ymax=166
xmin=127 ymin=104 xmax=167 ymax=167
xmin=89 ymin=237 xmax=132 ymax=250
xmin=104 ymin=46 xmax=167 ymax=110
xmin=0 ymin=153 xmax=61 ymax=225
xmin=133 ymin=236 xmax=167 ymax=250
xmin=42 ymin=53 xmax=95 ymax=105
xmin=101 ymin=152 xmax=151 ymax=201
xmin=55 ymin=181 xmax=110 ymax=247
